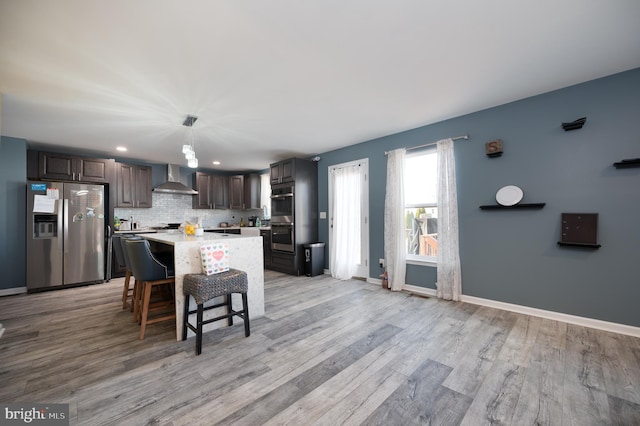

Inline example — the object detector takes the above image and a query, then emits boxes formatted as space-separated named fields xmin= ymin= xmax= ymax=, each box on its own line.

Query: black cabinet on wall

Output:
xmin=244 ymin=173 xmax=262 ymax=209
xmin=270 ymin=159 xmax=295 ymax=184
xmin=115 ymin=163 xmax=152 ymax=208
xmin=29 ymin=151 xmax=114 ymax=183
xmin=229 ymin=175 xmax=244 ymax=209
xmin=193 ymin=172 xmax=229 ymax=209
xmin=195 ymin=172 xmax=262 ymax=210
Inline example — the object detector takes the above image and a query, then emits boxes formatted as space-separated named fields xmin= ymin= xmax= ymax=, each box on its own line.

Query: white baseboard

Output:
xmin=401 ymin=284 xmax=640 ymax=338
xmin=0 ymin=287 xmax=27 ymax=297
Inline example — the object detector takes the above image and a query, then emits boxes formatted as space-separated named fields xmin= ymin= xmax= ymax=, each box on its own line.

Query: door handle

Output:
xmin=58 ymin=198 xmax=64 ymax=252
xmin=63 ymin=199 xmax=69 ymax=254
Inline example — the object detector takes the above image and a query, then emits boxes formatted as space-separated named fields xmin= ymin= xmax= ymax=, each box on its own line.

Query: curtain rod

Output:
xmin=384 ymin=134 xmax=470 ymax=156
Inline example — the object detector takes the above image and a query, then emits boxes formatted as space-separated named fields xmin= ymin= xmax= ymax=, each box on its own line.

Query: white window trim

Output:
xmin=407 ymin=254 xmax=437 ymax=267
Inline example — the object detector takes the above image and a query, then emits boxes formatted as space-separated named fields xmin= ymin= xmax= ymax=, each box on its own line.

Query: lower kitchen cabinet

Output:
xmin=111 ymin=243 xmax=127 ymax=278
xmin=271 ymin=250 xmax=300 ymax=275
xmin=204 ymin=228 xmax=241 ymax=234
xmin=261 ymin=229 xmax=272 ymax=269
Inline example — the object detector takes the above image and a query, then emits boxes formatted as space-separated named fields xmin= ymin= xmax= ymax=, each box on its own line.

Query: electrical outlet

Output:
xmin=379 ymin=258 xmax=384 ymax=268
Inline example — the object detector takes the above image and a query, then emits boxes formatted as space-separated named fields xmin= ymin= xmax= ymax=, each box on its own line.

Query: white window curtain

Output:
xmin=329 ymin=164 xmax=361 ymax=280
xmin=384 ymin=148 xmax=406 ymax=291
xmin=436 ymin=138 xmax=462 ymax=301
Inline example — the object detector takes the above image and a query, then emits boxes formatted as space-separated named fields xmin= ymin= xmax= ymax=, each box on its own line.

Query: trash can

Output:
xmin=303 ymin=242 xmax=325 ymax=277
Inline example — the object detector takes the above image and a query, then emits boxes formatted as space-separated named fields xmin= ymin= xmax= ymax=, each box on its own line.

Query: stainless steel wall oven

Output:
xmin=270 ymin=184 xmax=294 ymax=223
xmin=271 ymin=223 xmax=295 ymax=252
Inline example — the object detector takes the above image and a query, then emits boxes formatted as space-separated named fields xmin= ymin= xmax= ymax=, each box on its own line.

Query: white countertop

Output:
xmin=204 ymin=226 xmax=271 ymax=231
xmin=143 ymin=232 xmax=251 ymax=246
xmin=114 ymin=226 xmax=270 ymax=235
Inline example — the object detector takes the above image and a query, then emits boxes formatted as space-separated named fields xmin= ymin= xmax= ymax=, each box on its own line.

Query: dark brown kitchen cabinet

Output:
xmin=193 ymin=172 xmax=228 ymax=209
xmin=268 ymin=157 xmax=318 ymax=276
xmin=244 ymin=173 xmax=262 ymax=209
xmin=270 ymin=159 xmax=295 ymax=184
xmin=271 ymin=251 xmax=298 ymax=274
xmin=194 ymin=172 xmax=212 ymax=209
xmin=36 ymin=151 xmax=114 ymax=183
xmin=212 ymin=175 xmax=228 ymax=209
xmin=115 ymin=163 xmax=152 ymax=208
xmin=229 ymin=175 xmax=244 ymax=209
xmin=261 ymin=229 xmax=272 ymax=269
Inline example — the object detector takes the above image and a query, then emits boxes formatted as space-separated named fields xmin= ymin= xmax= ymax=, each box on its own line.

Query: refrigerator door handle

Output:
xmin=63 ymin=199 xmax=69 ymax=254
xmin=58 ymin=198 xmax=64 ymax=253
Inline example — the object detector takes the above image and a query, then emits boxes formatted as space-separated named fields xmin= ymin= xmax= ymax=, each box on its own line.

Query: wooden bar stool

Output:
xmin=182 ymin=269 xmax=249 ymax=355
xmin=112 ymin=234 xmax=140 ymax=310
xmin=125 ymin=239 xmax=176 ymax=340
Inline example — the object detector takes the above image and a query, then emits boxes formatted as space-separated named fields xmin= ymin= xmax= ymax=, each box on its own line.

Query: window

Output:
xmin=260 ymin=173 xmax=271 ymax=219
xmin=404 ymin=149 xmax=438 ymax=262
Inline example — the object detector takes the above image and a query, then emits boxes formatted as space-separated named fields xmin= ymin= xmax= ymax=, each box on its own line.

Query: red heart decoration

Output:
xmin=213 ymin=250 xmax=224 ymax=261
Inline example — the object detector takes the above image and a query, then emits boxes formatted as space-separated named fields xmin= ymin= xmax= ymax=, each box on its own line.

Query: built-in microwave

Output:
xmin=271 ymin=223 xmax=295 ymax=252
xmin=271 ymin=184 xmax=294 ymax=223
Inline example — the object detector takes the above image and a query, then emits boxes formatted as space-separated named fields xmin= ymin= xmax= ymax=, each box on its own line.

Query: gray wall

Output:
xmin=0 ymin=136 xmax=27 ymax=290
xmin=317 ymin=68 xmax=640 ymax=327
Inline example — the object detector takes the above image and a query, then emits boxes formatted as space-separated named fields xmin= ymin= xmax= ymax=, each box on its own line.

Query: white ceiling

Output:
xmin=1 ymin=1 xmax=640 ymax=172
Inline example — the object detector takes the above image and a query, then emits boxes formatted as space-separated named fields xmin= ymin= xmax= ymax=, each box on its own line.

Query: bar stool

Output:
xmin=112 ymin=235 xmax=137 ymax=310
xmin=125 ymin=239 xmax=176 ymax=340
xmin=117 ymin=235 xmax=144 ymax=317
xmin=182 ymin=269 xmax=250 ymax=355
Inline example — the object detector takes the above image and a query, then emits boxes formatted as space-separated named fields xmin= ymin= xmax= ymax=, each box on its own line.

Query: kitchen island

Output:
xmin=142 ymin=232 xmax=264 ymax=341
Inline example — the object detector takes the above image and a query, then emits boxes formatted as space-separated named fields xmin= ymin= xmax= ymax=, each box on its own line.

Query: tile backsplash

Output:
xmin=114 ymin=192 xmax=263 ymax=228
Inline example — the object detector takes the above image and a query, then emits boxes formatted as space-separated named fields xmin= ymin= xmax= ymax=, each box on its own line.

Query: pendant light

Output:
xmin=182 ymin=115 xmax=198 ymax=168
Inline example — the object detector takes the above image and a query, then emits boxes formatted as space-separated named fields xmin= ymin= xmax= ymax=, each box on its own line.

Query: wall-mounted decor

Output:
xmin=562 ymin=117 xmax=586 ymax=131
xmin=558 ymin=213 xmax=601 ymax=248
xmin=485 ymin=139 xmax=503 ymax=157
xmin=479 ymin=185 xmax=546 ymax=209
xmin=479 ymin=203 xmax=545 ymax=210
xmin=613 ymin=158 xmax=640 ymax=169
xmin=496 ymin=185 xmax=523 ymax=206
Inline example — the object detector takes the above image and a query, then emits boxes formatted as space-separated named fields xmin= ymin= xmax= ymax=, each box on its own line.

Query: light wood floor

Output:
xmin=1 ymin=271 xmax=639 ymax=425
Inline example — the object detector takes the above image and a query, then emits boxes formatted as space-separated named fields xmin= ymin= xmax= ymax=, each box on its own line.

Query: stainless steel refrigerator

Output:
xmin=26 ymin=181 xmax=106 ymax=290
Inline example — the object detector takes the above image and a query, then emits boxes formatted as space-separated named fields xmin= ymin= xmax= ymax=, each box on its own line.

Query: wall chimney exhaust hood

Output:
xmin=153 ymin=164 xmax=198 ymax=195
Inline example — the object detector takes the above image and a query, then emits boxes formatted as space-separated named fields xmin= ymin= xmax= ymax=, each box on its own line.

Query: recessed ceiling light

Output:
xmin=116 ymin=146 xmax=127 ymax=152
xmin=212 ymin=161 xmax=220 ymax=165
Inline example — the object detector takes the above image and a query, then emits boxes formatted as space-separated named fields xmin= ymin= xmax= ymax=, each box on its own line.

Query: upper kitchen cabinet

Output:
xmin=270 ymin=159 xmax=295 ymax=184
xmin=31 ymin=151 xmax=114 ymax=183
xmin=193 ymin=172 xmax=228 ymax=209
xmin=244 ymin=173 xmax=262 ymax=209
xmin=115 ymin=163 xmax=152 ymax=208
xmin=229 ymin=175 xmax=244 ymax=209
